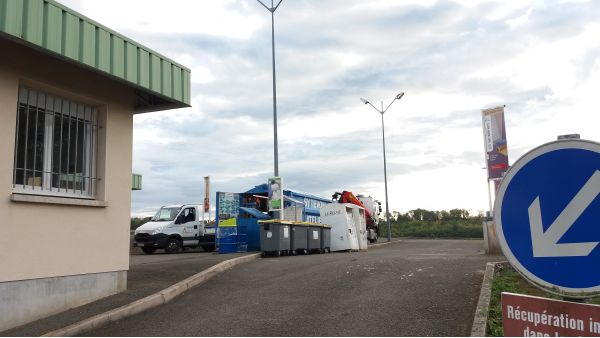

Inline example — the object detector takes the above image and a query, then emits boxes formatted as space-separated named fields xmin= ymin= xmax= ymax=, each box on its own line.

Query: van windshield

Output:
xmin=151 ymin=207 xmax=181 ymax=222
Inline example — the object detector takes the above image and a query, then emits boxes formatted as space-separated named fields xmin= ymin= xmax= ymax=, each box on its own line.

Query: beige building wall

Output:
xmin=0 ymin=38 xmax=136 ymax=329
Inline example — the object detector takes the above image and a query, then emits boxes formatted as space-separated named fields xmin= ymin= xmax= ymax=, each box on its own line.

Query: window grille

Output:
xmin=12 ymin=87 xmax=99 ymax=198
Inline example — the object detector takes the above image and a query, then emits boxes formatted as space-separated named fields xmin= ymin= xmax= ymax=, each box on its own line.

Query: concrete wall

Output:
xmin=0 ymin=271 xmax=126 ymax=330
xmin=0 ymin=38 xmax=135 ymax=330
xmin=483 ymin=220 xmax=502 ymax=255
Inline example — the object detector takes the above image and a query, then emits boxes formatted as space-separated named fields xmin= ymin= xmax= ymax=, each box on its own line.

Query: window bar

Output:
xmin=88 ymin=109 xmax=93 ymax=197
xmin=13 ymin=91 xmax=22 ymax=188
xmin=94 ymin=110 xmax=99 ymax=198
xmin=74 ymin=104 xmax=80 ymax=195
xmin=32 ymin=91 xmax=41 ymax=190
xmin=47 ymin=95 xmax=55 ymax=192
xmin=82 ymin=107 xmax=87 ymax=196
xmin=88 ymin=110 xmax=93 ymax=198
xmin=58 ymin=98 xmax=65 ymax=193
xmin=81 ymin=106 xmax=89 ymax=196
xmin=22 ymin=89 xmax=30 ymax=189
xmin=66 ymin=102 xmax=72 ymax=194
xmin=87 ymin=108 xmax=93 ymax=197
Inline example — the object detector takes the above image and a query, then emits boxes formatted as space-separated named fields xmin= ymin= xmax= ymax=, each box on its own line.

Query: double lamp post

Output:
xmin=360 ymin=92 xmax=405 ymax=242
xmin=255 ymin=0 xmax=404 ymax=240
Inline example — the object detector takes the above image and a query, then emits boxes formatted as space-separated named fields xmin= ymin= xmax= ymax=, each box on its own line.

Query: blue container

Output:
xmin=219 ymin=243 xmax=238 ymax=254
xmin=218 ymin=227 xmax=238 ymax=254
xmin=237 ymin=218 xmax=261 ymax=251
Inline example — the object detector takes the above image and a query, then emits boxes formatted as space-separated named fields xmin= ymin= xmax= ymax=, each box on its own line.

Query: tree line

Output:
xmin=390 ymin=208 xmax=483 ymax=223
xmin=381 ymin=208 xmax=484 ymax=238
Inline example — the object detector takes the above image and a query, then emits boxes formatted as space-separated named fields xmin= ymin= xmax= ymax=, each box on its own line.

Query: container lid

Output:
xmin=257 ymin=220 xmax=331 ymax=228
xmin=239 ymin=207 xmax=271 ymax=219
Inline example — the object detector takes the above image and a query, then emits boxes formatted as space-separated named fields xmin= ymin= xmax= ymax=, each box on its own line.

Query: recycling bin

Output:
xmin=290 ymin=223 xmax=308 ymax=255
xmin=218 ymin=226 xmax=238 ymax=254
xmin=307 ymin=223 xmax=322 ymax=253
xmin=259 ymin=221 xmax=291 ymax=256
xmin=320 ymin=224 xmax=331 ymax=253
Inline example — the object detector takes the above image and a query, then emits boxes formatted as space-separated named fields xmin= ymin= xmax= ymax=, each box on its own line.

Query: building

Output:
xmin=0 ymin=0 xmax=190 ymax=331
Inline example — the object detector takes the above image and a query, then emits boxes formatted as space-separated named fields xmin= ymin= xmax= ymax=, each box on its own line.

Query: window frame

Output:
xmin=12 ymin=87 xmax=100 ymax=200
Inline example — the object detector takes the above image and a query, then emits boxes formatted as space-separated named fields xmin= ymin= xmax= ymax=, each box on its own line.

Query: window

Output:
xmin=151 ymin=207 xmax=180 ymax=222
xmin=182 ymin=208 xmax=196 ymax=223
xmin=12 ymin=87 xmax=99 ymax=198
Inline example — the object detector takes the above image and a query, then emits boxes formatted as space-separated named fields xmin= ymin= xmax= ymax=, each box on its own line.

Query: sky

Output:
xmin=58 ymin=0 xmax=600 ymax=217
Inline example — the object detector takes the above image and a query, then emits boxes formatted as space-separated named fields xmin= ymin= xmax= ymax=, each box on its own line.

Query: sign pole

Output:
xmin=486 ymin=178 xmax=493 ymax=216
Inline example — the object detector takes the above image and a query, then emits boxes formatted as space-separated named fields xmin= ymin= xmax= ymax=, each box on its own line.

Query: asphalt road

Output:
xmin=85 ymin=239 xmax=503 ymax=336
xmin=2 ymin=250 xmax=244 ymax=337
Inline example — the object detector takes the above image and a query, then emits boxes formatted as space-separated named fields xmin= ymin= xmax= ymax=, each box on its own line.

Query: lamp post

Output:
xmin=256 ymin=0 xmax=284 ymax=177
xmin=360 ymin=92 xmax=404 ymax=242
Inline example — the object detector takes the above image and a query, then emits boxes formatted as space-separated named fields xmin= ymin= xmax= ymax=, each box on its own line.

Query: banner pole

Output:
xmin=487 ymin=179 xmax=493 ymax=215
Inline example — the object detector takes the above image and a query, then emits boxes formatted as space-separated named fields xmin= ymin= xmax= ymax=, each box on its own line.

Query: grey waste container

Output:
xmin=259 ymin=221 xmax=291 ymax=256
xmin=290 ymin=223 xmax=308 ymax=255
xmin=307 ymin=224 xmax=322 ymax=254
xmin=320 ymin=224 xmax=331 ymax=253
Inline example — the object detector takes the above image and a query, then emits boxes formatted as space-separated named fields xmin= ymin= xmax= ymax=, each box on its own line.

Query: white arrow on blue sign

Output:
xmin=495 ymin=140 xmax=600 ymax=298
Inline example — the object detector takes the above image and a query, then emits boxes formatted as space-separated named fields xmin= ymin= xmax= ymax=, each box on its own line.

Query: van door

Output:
xmin=180 ymin=207 xmax=199 ymax=247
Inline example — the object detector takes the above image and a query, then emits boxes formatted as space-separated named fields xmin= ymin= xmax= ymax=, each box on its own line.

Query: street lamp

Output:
xmin=256 ymin=0 xmax=284 ymax=177
xmin=360 ymin=92 xmax=405 ymax=242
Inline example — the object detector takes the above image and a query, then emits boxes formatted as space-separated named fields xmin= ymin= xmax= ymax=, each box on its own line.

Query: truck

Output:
xmin=133 ymin=204 xmax=216 ymax=254
xmin=332 ymin=191 xmax=382 ymax=243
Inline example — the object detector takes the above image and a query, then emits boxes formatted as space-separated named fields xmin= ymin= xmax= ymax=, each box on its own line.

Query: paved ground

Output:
xmin=2 ymin=250 xmax=245 ymax=337
xmin=85 ymin=239 xmax=503 ymax=336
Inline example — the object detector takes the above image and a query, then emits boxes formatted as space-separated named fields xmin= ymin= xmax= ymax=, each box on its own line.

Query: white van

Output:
xmin=133 ymin=204 xmax=216 ymax=254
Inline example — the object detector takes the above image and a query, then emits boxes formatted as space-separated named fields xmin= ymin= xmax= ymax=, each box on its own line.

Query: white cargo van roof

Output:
xmin=162 ymin=204 xmax=201 ymax=209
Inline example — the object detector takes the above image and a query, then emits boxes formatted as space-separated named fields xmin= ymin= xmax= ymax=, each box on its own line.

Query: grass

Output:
xmin=487 ymin=265 xmax=600 ymax=336
xmin=379 ymin=220 xmax=484 ymax=239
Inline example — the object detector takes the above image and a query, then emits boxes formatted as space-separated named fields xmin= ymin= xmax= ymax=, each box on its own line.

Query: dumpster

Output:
xmin=307 ymin=223 xmax=322 ymax=253
xmin=259 ymin=220 xmax=291 ymax=256
xmin=218 ymin=226 xmax=238 ymax=254
xmin=236 ymin=225 xmax=248 ymax=253
xmin=290 ymin=223 xmax=308 ymax=255
xmin=320 ymin=224 xmax=331 ymax=253
xmin=352 ymin=207 xmax=368 ymax=251
xmin=320 ymin=203 xmax=359 ymax=251
xmin=238 ymin=207 xmax=272 ymax=251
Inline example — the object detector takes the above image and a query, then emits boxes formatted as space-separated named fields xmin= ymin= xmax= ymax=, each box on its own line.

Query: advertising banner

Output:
xmin=482 ymin=106 xmax=509 ymax=180
xmin=216 ymin=192 xmax=239 ymax=227
xmin=204 ymin=176 xmax=210 ymax=213
xmin=502 ymin=292 xmax=600 ymax=337
xmin=268 ymin=176 xmax=282 ymax=213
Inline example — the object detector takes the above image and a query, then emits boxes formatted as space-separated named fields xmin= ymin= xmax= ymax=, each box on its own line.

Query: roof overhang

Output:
xmin=0 ymin=0 xmax=191 ymax=113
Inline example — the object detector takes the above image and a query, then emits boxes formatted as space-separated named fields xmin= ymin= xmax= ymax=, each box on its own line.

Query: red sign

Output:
xmin=204 ymin=176 xmax=210 ymax=213
xmin=502 ymin=292 xmax=600 ymax=337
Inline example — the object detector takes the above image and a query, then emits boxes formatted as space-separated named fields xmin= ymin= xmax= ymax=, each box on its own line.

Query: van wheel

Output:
xmin=142 ymin=247 xmax=156 ymax=254
xmin=201 ymin=244 xmax=215 ymax=252
xmin=165 ymin=238 xmax=182 ymax=254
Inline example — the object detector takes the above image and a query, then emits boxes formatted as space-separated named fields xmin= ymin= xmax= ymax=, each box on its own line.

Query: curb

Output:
xmin=368 ymin=239 xmax=402 ymax=248
xmin=470 ymin=261 xmax=508 ymax=337
xmin=42 ymin=253 xmax=261 ymax=337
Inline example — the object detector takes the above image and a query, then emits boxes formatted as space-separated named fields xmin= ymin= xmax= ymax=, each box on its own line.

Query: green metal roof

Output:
xmin=0 ymin=0 xmax=191 ymax=112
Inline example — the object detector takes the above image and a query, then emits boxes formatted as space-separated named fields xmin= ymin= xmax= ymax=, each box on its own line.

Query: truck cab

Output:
xmin=133 ymin=204 xmax=216 ymax=254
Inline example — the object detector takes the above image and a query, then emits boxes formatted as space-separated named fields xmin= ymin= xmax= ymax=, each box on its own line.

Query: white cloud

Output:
xmin=58 ymin=0 xmax=263 ymax=40
xmin=58 ymin=0 xmax=600 ymax=216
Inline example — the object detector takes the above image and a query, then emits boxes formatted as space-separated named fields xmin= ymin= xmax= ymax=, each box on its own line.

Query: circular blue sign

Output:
xmin=495 ymin=140 xmax=600 ymax=297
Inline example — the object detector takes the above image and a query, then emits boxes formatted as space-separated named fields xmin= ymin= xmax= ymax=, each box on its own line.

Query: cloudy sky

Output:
xmin=58 ymin=0 xmax=600 ymax=217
